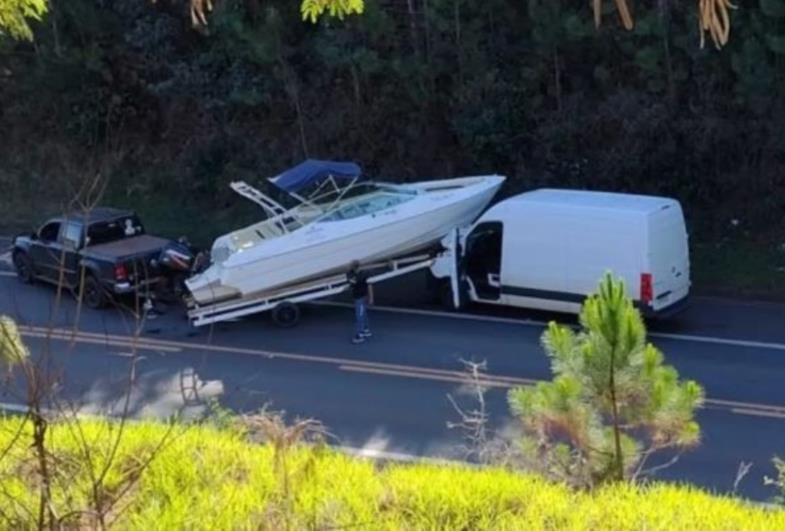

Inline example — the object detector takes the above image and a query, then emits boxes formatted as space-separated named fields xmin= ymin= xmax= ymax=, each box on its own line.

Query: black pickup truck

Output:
xmin=11 ymin=208 xmax=176 ymax=309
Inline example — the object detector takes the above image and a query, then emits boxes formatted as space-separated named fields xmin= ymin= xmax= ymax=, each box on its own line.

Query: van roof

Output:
xmin=506 ymin=189 xmax=676 ymax=214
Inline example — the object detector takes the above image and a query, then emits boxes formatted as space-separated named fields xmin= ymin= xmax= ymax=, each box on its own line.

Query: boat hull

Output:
xmin=186 ymin=175 xmax=504 ymax=305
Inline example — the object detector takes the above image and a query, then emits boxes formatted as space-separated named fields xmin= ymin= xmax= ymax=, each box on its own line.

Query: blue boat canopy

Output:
xmin=268 ymin=159 xmax=363 ymax=193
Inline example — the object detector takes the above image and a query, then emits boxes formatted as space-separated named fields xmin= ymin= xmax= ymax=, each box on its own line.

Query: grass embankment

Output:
xmin=0 ymin=418 xmax=782 ymax=529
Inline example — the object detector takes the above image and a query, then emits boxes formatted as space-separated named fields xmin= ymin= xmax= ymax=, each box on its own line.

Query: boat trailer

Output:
xmin=185 ymin=253 xmax=435 ymax=327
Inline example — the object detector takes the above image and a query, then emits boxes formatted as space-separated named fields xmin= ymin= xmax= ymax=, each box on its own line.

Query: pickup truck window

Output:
xmin=39 ymin=221 xmax=61 ymax=243
xmin=87 ymin=216 xmax=145 ymax=246
xmin=61 ymin=222 xmax=83 ymax=249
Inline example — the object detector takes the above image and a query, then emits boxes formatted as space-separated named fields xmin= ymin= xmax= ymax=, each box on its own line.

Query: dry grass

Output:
xmin=0 ymin=417 xmax=781 ymax=529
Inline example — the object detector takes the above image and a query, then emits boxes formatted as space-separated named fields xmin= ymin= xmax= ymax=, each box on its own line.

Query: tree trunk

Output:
xmin=32 ymin=407 xmax=55 ymax=529
xmin=406 ymin=0 xmax=420 ymax=57
xmin=553 ymin=49 xmax=562 ymax=112
xmin=51 ymin=0 xmax=62 ymax=58
xmin=454 ymin=0 xmax=463 ymax=86
xmin=609 ymin=347 xmax=624 ymax=481
xmin=659 ymin=0 xmax=675 ymax=103
xmin=278 ymin=58 xmax=309 ymax=158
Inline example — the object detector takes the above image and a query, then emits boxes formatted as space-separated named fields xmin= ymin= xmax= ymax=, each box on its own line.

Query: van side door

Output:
xmin=462 ymin=221 xmax=503 ymax=301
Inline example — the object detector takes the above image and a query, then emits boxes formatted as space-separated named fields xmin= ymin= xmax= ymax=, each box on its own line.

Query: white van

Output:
xmin=430 ymin=188 xmax=691 ymax=317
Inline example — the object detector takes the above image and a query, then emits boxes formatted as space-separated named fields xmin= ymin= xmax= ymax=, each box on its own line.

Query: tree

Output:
xmin=184 ymin=0 xmax=363 ymax=27
xmin=0 ymin=0 xmax=47 ymax=40
xmin=507 ymin=273 xmax=704 ymax=488
xmin=300 ymin=0 xmax=363 ymax=23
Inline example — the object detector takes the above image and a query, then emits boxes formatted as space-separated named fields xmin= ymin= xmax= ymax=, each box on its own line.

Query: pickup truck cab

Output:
xmin=12 ymin=208 xmax=173 ymax=309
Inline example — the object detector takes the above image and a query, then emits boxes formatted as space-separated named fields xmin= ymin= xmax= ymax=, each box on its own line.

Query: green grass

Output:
xmin=0 ymin=417 xmax=782 ymax=529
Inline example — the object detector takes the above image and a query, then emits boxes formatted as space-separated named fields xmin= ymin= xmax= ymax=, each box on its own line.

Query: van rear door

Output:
xmin=646 ymin=203 xmax=690 ymax=311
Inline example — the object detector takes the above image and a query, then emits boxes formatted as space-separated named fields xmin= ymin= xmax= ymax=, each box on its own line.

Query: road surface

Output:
xmin=0 ymin=258 xmax=784 ymax=502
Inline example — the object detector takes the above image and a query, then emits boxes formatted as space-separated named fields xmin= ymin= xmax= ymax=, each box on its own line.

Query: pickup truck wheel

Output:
xmin=82 ymin=275 xmax=108 ymax=310
xmin=13 ymin=252 xmax=34 ymax=284
xmin=272 ymin=302 xmax=300 ymax=328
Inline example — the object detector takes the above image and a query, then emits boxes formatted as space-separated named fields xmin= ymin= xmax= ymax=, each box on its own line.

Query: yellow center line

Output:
xmin=21 ymin=328 xmax=181 ymax=353
xmin=339 ymin=364 xmax=513 ymax=388
xmin=17 ymin=325 xmax=785 ymax=419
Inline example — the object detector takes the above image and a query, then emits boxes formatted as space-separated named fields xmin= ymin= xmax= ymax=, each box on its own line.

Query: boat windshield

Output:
xmin=303 ymin=182 xmax=405 ymax=205
xmin=319 ymin=192 xmax=415 ymax=222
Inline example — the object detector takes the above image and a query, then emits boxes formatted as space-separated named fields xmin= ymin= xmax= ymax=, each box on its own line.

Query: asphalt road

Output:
xmin=1 ymin=260 xmax=784 ymax=502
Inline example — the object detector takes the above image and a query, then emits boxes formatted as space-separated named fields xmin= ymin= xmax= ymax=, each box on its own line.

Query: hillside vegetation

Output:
xmin=0 ymin=417 xmax=783 ymax=529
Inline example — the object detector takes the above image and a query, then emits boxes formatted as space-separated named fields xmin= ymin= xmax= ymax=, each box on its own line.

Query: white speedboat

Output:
xmin=186 ymin=160 xmax=505 ymax=304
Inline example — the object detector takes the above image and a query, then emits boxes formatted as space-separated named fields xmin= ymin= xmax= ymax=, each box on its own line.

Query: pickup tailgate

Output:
xmin=86 ymin=235 xmax=170 ymax=261
xmin=86 ymin=235 xmax=170 ymax=282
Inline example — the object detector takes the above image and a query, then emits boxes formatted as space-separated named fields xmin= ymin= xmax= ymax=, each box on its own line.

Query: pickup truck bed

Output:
xmin=86 ymin=235 xmax=171 ymax=261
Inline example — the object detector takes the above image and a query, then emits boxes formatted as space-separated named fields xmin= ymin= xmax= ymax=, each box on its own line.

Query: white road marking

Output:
xmin=337 ymin=445 xmax=466 ymax=467
xmin=0 ymin=271 xmax=16 ymax=277
xmin=0 ymin=401 xmax=31 ymax=414
xmin=315 ymin=301 xmax=785 ymax=352
xmin=650 ymin=332 xmax=785 ymax=352
xmin=0 ymin=399 xmax=456 ymax=464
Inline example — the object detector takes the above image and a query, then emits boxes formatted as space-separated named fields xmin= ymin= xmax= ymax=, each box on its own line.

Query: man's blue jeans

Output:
xmin=354 ymin=297 xmax=370 ymax=336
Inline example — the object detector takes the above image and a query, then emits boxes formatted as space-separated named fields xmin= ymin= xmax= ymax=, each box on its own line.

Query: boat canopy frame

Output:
xmin=229 ymin=160 xmax=410 ymax=235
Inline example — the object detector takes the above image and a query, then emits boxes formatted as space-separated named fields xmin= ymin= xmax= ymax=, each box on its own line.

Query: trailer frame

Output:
xmin=186 ymin=253 xmax=435 ymax=327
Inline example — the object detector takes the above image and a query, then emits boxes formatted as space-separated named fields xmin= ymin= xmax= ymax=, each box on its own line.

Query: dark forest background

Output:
xmin=1 ymin=0 xmax=784 ymax=296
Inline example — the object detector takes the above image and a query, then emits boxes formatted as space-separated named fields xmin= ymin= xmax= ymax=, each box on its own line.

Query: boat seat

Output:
xmin=252 ymin=221 xmax=285 ymax=239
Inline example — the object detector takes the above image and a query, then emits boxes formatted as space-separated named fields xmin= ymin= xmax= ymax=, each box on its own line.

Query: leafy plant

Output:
xmin=301 ymin=0 xmax=364 ymax=23
xmin=508 ymin=273 xmax=704 ymax=488
xmin=0 ymin=0 xmax=47 ymax=40
xmin=766 ymin=456 xmax=785 ymax=504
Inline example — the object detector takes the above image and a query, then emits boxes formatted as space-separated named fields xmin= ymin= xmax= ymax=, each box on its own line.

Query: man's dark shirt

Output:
xmin=347 ymin=269 xmax=369 ymax=299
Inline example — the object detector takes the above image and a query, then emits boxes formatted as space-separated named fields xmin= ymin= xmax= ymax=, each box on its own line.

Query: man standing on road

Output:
xmin=347 ymin=260 xmax=372 ymax=344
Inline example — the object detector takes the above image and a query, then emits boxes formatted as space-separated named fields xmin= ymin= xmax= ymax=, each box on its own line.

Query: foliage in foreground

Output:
xmin=767 ymin=456 xmax=785 ymax=505
xmin=0 ymin=0 xmax=46 ymax=40
xmin=0 ymin=417 xmax=782 ymax=529
xmin=0 ymin=315 xmax=28 ymax=369
xmin=508 ymin=274 xmax=704 ymax=488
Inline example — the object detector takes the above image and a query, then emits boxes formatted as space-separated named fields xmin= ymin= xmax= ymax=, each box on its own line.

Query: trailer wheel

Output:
xmin=272 ymin=302 xmax=300 ymax=328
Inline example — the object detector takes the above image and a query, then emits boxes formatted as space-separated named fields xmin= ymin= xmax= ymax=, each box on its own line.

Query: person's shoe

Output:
xmin=352 ymin=334 xmax=366 ymax=344
xmin=361 ymin=329 xmax=372 ymax=338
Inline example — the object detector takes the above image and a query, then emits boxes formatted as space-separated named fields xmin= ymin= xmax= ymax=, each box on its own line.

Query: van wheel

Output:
xmin=272 ymin=302 xmax=300 ymax=328
xmin=13 ymin=252 xmax=34 ymax=284
xmin=82 ymin=275 xmax=108 ymax=310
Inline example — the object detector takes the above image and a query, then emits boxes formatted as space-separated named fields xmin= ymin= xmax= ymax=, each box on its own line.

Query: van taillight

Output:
xmin=640 ymin=273 xmax=653 ymax=304
xmin=114 ymin=264 xmax=128 ymax=281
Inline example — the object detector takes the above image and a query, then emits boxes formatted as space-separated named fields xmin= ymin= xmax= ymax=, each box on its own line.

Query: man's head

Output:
xmin=349 ymin=260 xmax=360 ymax=272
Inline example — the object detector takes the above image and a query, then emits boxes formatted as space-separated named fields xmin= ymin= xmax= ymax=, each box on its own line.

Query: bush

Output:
xmin=0 ymin=417 xmax=782 ymax=529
